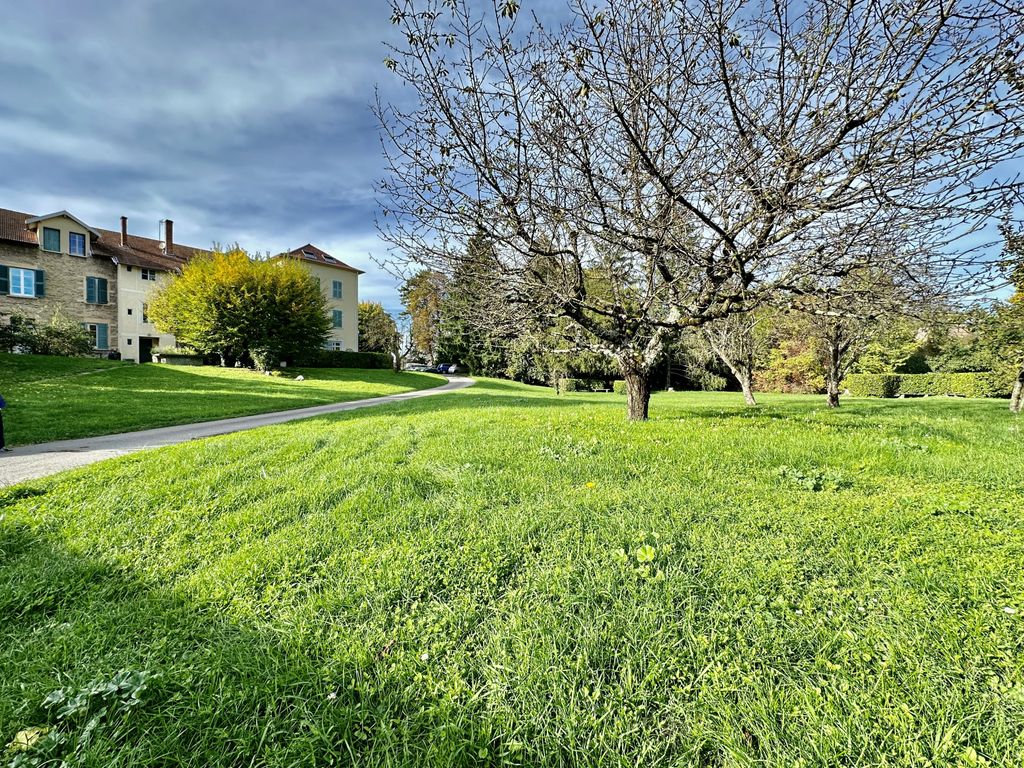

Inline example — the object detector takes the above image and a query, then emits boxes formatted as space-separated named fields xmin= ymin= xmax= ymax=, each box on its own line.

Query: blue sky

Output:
xmin=0 ymin=1 xmax=407 ymax=310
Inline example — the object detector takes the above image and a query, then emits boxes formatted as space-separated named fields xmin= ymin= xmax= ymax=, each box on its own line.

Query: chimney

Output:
xmin=162 ymin=219 xmax=174 ymax=255
xmin=120 ymin=216 xmax=128 ymax=247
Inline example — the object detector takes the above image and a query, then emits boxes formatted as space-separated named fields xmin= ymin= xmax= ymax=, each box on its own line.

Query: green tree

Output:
xmin=987 ymin=228 xmax=1024 ymax=413
xmin=399 ymin=270 xmax=446 ymax=363
xmin=148 ymin=248 xmax=329 ymax=370
xmin=358 ymin=302 xmax=400 ymax=356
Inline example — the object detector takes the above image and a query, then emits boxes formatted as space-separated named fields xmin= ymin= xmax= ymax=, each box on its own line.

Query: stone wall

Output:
xmin=0 ymin=240 xmax=119 ymax=351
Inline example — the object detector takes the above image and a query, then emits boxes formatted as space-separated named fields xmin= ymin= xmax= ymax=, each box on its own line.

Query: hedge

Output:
xmin=558 ymin=378 xmax=614 ymax=392
xmin=292 ymin=350 xmax=392 ymax=369
xmin=846 ymin=372 xmax=1011 ymax=399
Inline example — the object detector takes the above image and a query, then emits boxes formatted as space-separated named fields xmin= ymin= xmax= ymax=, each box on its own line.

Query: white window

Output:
xmin=141 ymin=268 xmax=158 ymax=281
xmin=10 ymin=267 xmax=35 ymax=297
xmin=69 ymin=232 xmax=86 ymax=256
xmin=327 ymin=340 xmax=343 ymax=351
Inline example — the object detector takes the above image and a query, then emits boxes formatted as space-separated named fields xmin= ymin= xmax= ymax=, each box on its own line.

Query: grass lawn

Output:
xmin=0 ymin=353 xmax=442 ymax=445
xmin=1 ymin=381 xmax=1023 ymax=766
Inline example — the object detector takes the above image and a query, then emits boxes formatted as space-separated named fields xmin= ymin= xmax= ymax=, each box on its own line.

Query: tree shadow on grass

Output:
xmin=0 ymin=521 xmax=512 ymax=767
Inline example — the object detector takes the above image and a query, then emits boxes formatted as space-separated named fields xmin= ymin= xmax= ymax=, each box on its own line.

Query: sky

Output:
xmin=0 ymin=0 xmax=410 ymax=312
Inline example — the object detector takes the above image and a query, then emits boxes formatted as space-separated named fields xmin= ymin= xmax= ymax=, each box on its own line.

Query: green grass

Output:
xmin=0 ymin=353 xmax=442 ymax=445
xmin=2 ymin=381 xmax=1023 ymax=766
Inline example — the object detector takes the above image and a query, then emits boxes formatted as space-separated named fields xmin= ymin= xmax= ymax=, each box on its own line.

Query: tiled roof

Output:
xmin=92 ymin=228 xmax=209 ymax=272
xmin=0 ymin=206 xmax=207 ymax=272
xmin=280 ymin=243 xmax=363 ymax=274
xmin=0 ymin=207 xmax=38 ymax=245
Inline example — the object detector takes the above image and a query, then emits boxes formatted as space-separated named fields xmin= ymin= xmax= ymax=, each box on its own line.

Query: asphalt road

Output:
xmin=0 ymin=375 xmax=474 ymax=487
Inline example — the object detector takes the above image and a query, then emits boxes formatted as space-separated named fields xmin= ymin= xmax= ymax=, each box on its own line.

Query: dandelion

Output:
xmin=420 ymin=652 xmax=430 ymax=661
xmin=327 ymin=691 xmax=338 ymax=701
xmin=585 ymin=481 xmax=596 ymax=488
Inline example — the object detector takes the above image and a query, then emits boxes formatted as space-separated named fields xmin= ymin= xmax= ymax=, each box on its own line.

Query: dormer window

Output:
xmin=42 ymin=227 xmax=61 ymax=252
xmin=69 ymin=231 xmax=86 ymax=257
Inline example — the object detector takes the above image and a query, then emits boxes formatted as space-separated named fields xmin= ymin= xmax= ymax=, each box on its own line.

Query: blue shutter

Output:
xmin=0 ymin=265 xmax=8 ymax=295
xmin=98 ymin=278 xmax=108 ymax=305
xmin=86 ymin=277 xmax=97 ymax=304
xmin=34 ymin=269 xmax=45 ymax=297
xmin=96 ymin=324 xmax=108 ymax=350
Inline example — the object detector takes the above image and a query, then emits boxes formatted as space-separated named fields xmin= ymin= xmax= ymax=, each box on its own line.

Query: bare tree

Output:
xmin=377 ymin=0 xmax=1024 ymax=420
xmin=700 ymin=313 xmax=763 ymax=405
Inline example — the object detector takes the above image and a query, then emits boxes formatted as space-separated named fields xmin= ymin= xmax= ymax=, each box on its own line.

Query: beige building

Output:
xmin=3 ymin=207 xmax=364 ymax=359
xmin=1 ymin=207 xmax=205 ymax=361
xmin=276 ymin=244 xmax=362 ymax=351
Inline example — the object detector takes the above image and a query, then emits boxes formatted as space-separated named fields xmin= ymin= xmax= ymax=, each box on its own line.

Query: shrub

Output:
xmin=292 ymin=350 xmax=392 ymax=369
xmin=558 ymin=378 xmax=611 ymax=393
xmin=613 ymin=380 xmax=627 ymax=395
xmin=846 ymin=372 xmax=1012 ymax=398
xmin=0 ymin=310 xmax=92 ymax=356
xmin=845 ymin=374 xmax=902 ymax=397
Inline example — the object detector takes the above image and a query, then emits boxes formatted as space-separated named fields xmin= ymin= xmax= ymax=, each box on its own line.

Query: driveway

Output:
xmin=0 ymin=375 xmax=474 ymax=487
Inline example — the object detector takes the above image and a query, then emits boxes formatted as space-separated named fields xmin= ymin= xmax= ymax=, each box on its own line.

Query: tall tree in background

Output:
xmin=399 ymin=270 xmax=446 ymax=363
xmin=148 ymin=249 xmax=329 ymax=369
xmin=378 ymin=0 xmax=1023 ymax=420
xmin=358 ymin=302 xmax=400 ymax=357
xmin=988 ymin=227 xmax=1024 ymax=413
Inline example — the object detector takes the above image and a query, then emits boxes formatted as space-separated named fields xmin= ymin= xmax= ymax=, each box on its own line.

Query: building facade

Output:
xmin=276 ymin=245 xmax=362 ymax=351
xmin=2 ymin=207 xmax=364 ymax=360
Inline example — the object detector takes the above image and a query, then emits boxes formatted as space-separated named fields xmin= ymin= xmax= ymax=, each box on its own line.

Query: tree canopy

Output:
xmin=378 ymin=0 xmax=1024 ymax=419
xmin=148 ymin=248 xmax=330 ymax=369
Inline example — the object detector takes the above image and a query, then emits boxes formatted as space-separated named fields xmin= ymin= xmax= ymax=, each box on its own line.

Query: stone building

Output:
xmin=2 ymin=206 xmax=364 ymax=360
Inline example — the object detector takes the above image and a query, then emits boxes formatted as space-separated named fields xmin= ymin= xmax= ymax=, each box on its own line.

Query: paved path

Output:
xmin=0 ymin=376 xmax=474 ymax=487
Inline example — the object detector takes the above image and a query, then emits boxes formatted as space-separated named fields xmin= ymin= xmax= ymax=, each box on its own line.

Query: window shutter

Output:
xmin=0 ymin=265 xmax=8 ymax=295
xmin=34 ymin=270 xmax=45 ymax=297
xmin=86 ymin=277 xmax=97 ymax=304
xmin=97 ymin=324 xmax=108 ymax=350
xmin=98 ymin=278 xmax=108 ymax=305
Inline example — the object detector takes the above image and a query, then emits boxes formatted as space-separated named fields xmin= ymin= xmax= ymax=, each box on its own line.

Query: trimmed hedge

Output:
xmin=293 ymin=350 xmax=392 ymax=369
xmin=558 ymin=378 xmax=614 ymax=392
xmin=846 ymin=372 xmax=1011 ymax=399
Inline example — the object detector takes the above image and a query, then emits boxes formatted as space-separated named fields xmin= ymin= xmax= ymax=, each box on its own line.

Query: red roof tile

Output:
xmin=0 ymin=206 xmax=208 ymax=271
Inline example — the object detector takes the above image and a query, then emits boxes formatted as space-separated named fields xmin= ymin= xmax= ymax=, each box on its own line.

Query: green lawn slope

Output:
xmin=0 ymin=353 xmax=442 ymax=445
xmin=1 ymin=380 xmax=1022 ymax=766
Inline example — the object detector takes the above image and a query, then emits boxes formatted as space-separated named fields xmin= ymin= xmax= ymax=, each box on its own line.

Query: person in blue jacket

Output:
xmin=0 ymin=392 xmax=8 ymax=452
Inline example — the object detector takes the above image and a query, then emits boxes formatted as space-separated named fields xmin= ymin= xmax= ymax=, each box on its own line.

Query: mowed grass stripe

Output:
xmin=1 ymin=381 xmax=1022 ymax=766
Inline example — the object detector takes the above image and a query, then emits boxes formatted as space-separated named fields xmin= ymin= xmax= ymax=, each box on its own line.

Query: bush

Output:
xmin=846 ymin=372 xmax=1012 ymax=399
xmin=292 ymin=350 xmax=392 ymax=369
xmin=558 ymin=378 xmax=612 ymax=393
xmin=613 ymin=380 xmax=627 ymax=395
xmin=845 ymin=374 xmax=902 ymax=397
xmin=0 ymin=311 xmax=93 ymax=356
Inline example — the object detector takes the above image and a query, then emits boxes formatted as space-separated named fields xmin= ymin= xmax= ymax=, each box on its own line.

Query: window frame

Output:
xmin=9 ymin=267 xmax=36 ymax=297
xmin=332 ymin=279 xmax=343 ymax=299
xmin=332 ymin=309 xmax=343 ymax=328
xmin=68 ymin=231 xmax=86 ymax=257
xmin=41 ymin=227 xmax=61 ymax=253
xmin=83 ymin=322 xmax=109 ymax=350
xmin=85 ymin=276 xmax=109 ymax=305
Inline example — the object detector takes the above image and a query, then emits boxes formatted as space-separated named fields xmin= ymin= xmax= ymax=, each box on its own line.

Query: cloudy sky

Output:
xmin=0 ymin=1 xmax=409 ymax=310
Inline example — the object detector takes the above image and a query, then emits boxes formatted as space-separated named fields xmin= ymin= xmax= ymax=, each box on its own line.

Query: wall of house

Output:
xmin=0 ymin=235 xmax=118 ymax=353
xmin=116 ymin=264 xmax=176 ymax=362
xmin=301 ymin=262 xmax=359 ymax=350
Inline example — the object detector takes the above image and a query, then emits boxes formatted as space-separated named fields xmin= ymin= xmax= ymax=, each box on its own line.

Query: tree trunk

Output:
xmin=1011 ymin=367 xmax=1024 ymax=415
xmin=622 ymin=368 xmax=652 ymax=421
xmin=739 ymin=372 xmax=757 ymax=406
xmin=826 ymin=376 xmax=841 ymax=408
